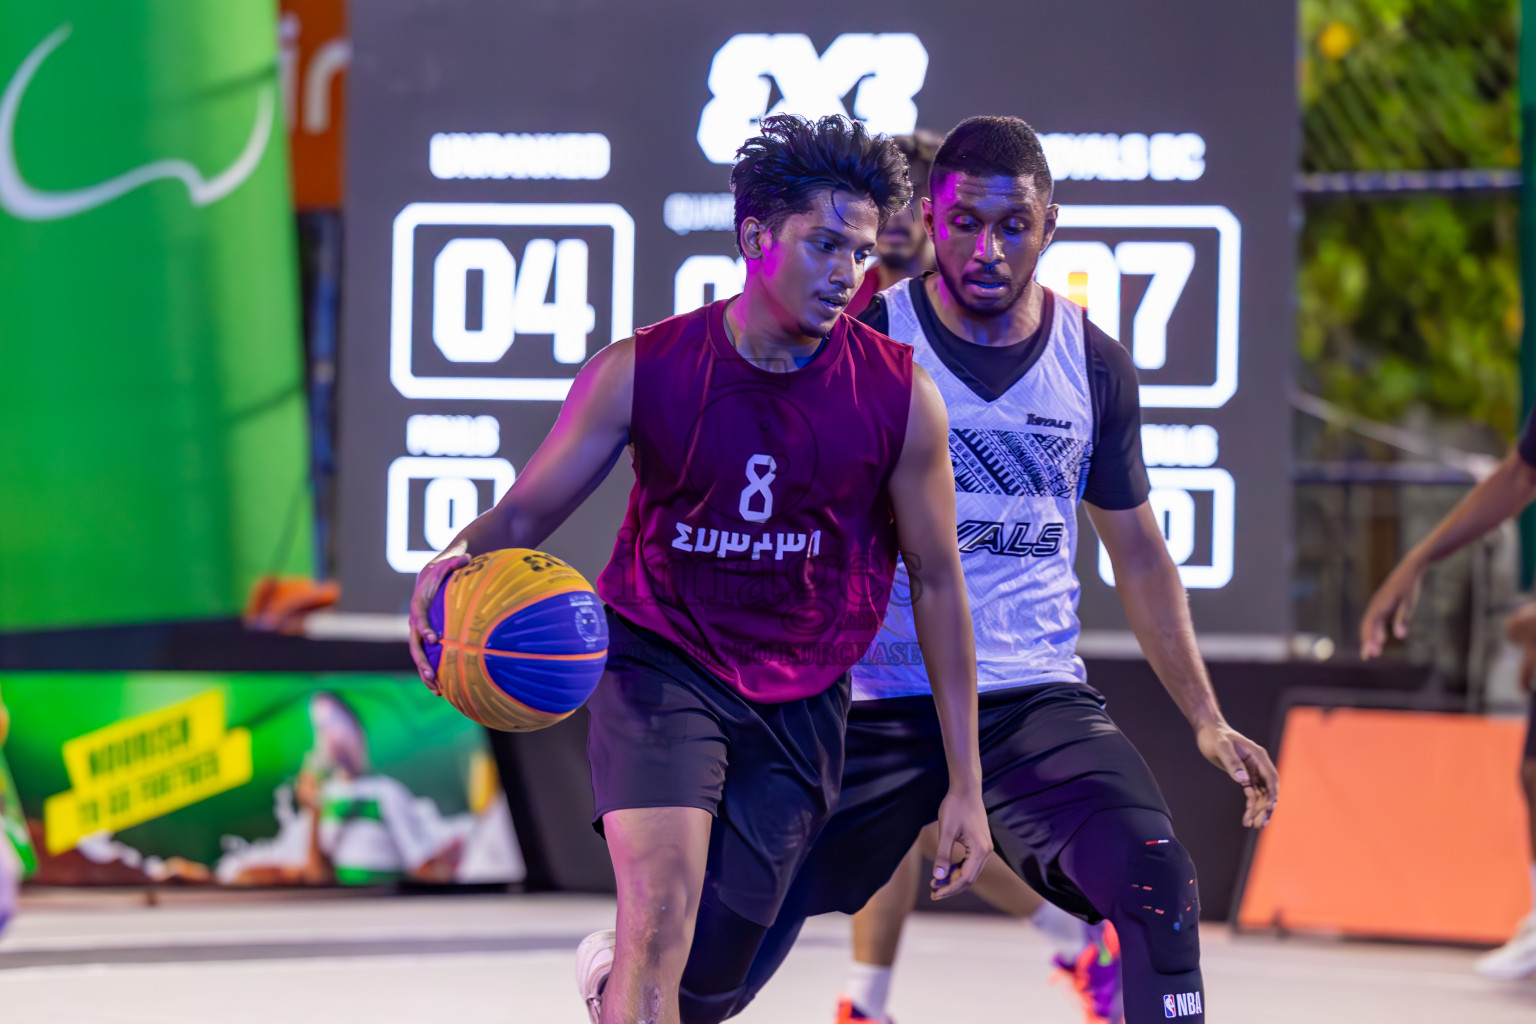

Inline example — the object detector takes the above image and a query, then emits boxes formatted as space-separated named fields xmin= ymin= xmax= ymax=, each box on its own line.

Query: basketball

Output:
xmin=424 ymin=549 xmax=609 ymax=732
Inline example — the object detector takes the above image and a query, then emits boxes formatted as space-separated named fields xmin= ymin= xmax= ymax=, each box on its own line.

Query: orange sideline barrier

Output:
xmin=1237 ymin=706 xmax=1528 ymax=944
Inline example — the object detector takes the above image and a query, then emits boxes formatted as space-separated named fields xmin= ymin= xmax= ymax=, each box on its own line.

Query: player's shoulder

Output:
xmin=1059 ymin=294 xmax=1139 ymax=389
xmin=855 ymin=290 xmax=892 ymax=336
xmin=841 ymin=306 xmax=912 ymax=365
xmin=634 ymin=301 xmax=712 ymax=348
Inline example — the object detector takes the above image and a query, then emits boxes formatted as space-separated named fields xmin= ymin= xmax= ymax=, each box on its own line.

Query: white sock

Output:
xmin=845 ymin=961 xmax=893 ymax=1022
xmin=1031 ymin=901 xmax=1092 ymax=957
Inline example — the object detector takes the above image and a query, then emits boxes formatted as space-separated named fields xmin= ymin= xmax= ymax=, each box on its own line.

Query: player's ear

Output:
xmin=1040 ymin=203 xmax=1060 ymax=249
xmin=739 ymin=216 xmax=768 ymax=260
xmin=921 ymin=196 xmax=934 ymax=238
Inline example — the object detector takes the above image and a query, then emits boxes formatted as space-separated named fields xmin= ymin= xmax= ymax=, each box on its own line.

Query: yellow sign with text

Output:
xmin=44 ymin=691 xmax=252 ymax=854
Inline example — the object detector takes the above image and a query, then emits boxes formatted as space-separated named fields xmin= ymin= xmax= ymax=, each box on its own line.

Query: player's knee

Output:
xmin=616 ymin=872 xmax=695 ymax=958
xmin=1115 ymin=836 xmax=1201 ymax=975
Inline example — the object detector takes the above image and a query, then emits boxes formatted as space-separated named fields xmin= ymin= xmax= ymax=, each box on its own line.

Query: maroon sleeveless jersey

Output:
xmin=597 ymin=299 xmax=915 ymax=703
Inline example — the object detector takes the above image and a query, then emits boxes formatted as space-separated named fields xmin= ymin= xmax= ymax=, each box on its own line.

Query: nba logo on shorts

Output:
xmin=1164 ymin=991 xmax=1203 ymax=1017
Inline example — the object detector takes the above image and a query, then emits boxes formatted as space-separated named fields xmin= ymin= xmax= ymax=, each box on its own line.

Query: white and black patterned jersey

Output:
xmin=852 ymin=275 xmax=1148 ymax=700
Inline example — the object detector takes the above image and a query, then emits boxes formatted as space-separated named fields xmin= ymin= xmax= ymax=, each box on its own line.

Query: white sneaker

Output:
xmin=576 ymin=929 xmax=616 ymax=1023
xmin=1475 ymin=913 xmax=1536 ymax=979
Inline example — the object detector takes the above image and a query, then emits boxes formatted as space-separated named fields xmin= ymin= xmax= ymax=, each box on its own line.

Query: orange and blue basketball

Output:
xmin=424 ymin=549 xmax=608 ymax=732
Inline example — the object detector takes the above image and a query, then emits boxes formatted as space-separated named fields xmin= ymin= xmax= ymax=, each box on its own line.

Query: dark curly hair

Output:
xmin=730 ymin=114 xmax=913 ymax=256
xmin=931 ymin=115 xmax=1054 ymax=200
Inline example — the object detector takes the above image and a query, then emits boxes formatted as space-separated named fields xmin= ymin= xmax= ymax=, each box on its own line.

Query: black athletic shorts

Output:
xmin=782 ymin=681 xmax=1170 ymax=923
xmin=586 ymin=610 xmax=851 ymax=926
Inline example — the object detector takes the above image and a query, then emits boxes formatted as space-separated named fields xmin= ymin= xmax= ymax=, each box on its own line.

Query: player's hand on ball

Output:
xmin=929 ymin=785 xmax=991 ymax=900
xmin=1359 ymin=560 xmax=1424 ymax=658
xmin=409 ymin=543 xmax=471 ymax=694
xmin=1197 ymin=721 xmax=1278 ymax=829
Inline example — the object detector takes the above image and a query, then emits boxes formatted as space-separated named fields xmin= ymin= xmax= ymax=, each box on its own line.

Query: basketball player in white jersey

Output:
xmin=850 ymin=129 xmax=1122 ymax=1023
xmin=703 ymin=117 xmax=1280 ymax=1024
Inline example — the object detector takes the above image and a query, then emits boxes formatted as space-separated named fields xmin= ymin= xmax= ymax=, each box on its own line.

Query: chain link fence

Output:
xmin=1293 ymin=0 xmax=1526 ymax=707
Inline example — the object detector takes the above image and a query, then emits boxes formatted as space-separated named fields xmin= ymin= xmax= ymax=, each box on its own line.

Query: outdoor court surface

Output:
xmin=0 ymin=891 xmax=1531 ymax=1023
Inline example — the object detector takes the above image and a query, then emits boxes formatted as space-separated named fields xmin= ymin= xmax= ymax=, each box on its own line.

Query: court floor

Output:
xmin=0 ymin=890 xmax=1532 ymax=1023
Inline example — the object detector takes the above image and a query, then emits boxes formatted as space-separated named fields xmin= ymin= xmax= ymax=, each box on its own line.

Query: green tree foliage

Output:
xmin=1299 ymin=0 xmax=1522 ymax=436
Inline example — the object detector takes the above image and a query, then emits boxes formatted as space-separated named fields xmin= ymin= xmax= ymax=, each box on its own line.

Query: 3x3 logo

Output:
xmin=696 ymin=33 xmax=928 ymax=164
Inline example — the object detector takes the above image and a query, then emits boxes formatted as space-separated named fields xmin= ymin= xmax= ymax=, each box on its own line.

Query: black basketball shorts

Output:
xmin=586 ymin=609 xmax=851 ymax=926
xmin=783 ymin=681 xmax=1172 ymax=923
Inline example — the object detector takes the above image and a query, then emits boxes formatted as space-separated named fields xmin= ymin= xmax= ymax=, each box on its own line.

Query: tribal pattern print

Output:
xmin=949 ymin=428 xmax=1092 ymax=498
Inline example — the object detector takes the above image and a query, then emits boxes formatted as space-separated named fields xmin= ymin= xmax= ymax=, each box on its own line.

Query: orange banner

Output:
xmin=280 ymin=0 xmax=348 ymax=208
xmin=1238 ymin=706 xmax=1529 ymax=944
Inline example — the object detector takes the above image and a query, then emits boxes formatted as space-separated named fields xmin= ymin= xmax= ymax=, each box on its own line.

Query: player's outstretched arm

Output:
xmin=408 ymin=339 xmax=635 ymax=689
xmin=1088 ymin=501 xmax=1279 ymax=829
xmin=1360 ymin=449 xmax=1536 ymax=658
xmin=887 ymin=364 xmax=991 ymax=898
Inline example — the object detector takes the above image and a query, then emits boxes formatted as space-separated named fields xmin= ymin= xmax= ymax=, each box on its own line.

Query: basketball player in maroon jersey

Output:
xmin=407 ymin=114 xmax=991 ymax=1024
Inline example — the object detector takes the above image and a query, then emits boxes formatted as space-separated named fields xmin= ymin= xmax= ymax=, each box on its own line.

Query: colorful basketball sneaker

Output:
xmin=1053 ymin=920 xmax=1122 ymax=1023
xmin=833 ymin=996 xmax=889 ymax=1023
xmin=575 ymin=929 xmax=616 ymax=1024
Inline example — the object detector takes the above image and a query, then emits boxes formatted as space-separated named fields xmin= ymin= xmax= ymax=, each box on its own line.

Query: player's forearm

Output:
xmin=450 ymin=502 xmax=556 ymax=557
xmin=1400 ymin=451 xmax=1536 ymax=571
xmin=1116 ymin=551 xmax=1224 ymax=731
xmin=434 ymin=341 xmax=632 ymax=564
xmin=443 ymin=443 xmax=623 ymax=560
xmin=909 ymin=561 xmax=983 ymax=789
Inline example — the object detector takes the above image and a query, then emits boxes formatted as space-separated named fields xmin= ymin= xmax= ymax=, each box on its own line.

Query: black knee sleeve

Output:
xmin=678 ymin=885 xmax=771 ymax=1024
xmin=1117 ymin=837 xmax=1201 ymax=975
xmin=678 ymin=984 xmax=746 ymax=1024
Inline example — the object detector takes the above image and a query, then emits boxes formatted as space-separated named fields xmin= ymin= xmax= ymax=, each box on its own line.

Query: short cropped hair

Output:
xmin=893 ymin=129 xmax=943 ymax=200
xmin=731 ymin=114 xmax=913 ymax=254
xmin=931 ymin=116 xmax=1054 ymax=200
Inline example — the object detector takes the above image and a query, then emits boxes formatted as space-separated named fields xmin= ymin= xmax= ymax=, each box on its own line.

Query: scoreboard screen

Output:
xmin=338 ymin=0 xmax=1296 ymax=641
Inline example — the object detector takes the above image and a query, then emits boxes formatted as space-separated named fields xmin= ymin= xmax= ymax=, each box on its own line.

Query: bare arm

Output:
xmin=407 ymin=340 xmax=635 ymax=686
xmin=1361 ymin=450 xmax=1536 ymax=657
xmin=1087 ymin=501 xmax=1278 ymax=828
xmin=887 ymin=365 xmax=990 ymax=897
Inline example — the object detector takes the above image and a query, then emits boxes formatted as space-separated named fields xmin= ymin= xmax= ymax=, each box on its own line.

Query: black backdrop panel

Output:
xmin=338 ymin=0 xmax=1296 ymax=638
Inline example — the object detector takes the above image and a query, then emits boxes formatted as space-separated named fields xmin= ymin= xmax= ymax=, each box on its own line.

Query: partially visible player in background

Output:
xmin=1497 ymin=599 xmax=1536 ymax=979
xmin=0 ymin=683 xmax=28 ymax=936
xmin=847 ymin=130 xmax=941 ymax=318
xmin=1362 ymin=419 xmax=1536 ymax=980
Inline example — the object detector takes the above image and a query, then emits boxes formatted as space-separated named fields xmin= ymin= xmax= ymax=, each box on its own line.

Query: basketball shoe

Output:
xmin=833 ymin=996 xmax=889 ymax=1023
xmin=575 ymin=929 xmax=616 ymax=1023
xmin=1053 ymin=920 xmax=1122 ymax=1023
xmin=1475 ymin=911 xmax=1536 ymax=980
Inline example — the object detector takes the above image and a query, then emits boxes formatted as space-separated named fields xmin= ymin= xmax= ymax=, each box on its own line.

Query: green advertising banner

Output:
xmin=0 ymin=2 xmax=313 ymax=630
xmin=0 ymin=673 xmax=523 ymax=887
